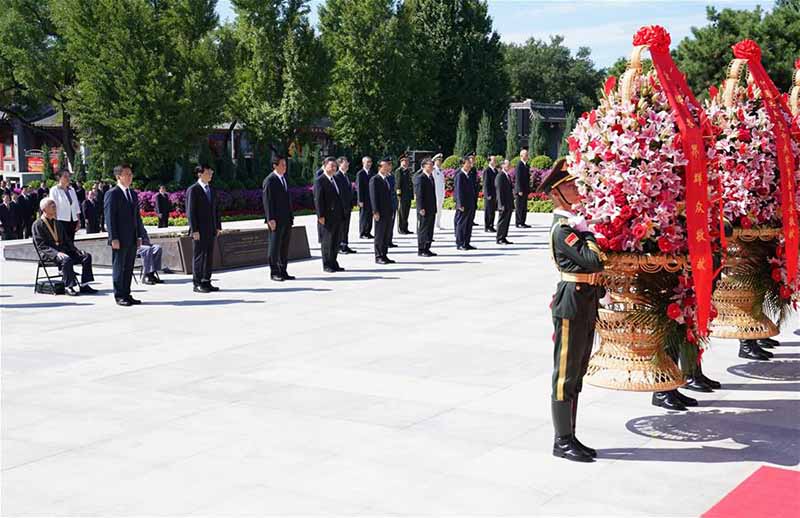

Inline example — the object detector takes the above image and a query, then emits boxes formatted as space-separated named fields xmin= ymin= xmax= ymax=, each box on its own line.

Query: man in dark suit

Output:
xmin=186 ymin=165 xmax=222 ymax=292
xmin=105 ymin=164 xmax=147 ymax=306
xmin=82 ymin=189 xmax=100 ymax=234
xmin=467 ymin=153 xmax=479 ymax=226
xmin=356 ymin=156 xmax=374 ymax=239
xmin=313 ymin=157 xmax=346 ymax=272
xmin=262 ymin=155 xmax=295 ymax=281
xmin=334 ymin=157 xmax=356 ymax=254
xmin=454 ymin=157 xmax=477 ymax=250
xmin=94 ymin=183 xmax=106 ymax=231
xmin=33 ymin=197 xmax=97 ymax=296
xmin=386 ymin=163 xmax=398 ymax=248
xmin=483 ymin=155 xmax=498 ymax=232
xmin=18 ymin=187 xmax=35 ymax=238
xmin=394 ymin=154 xmax=414 ymax=234
xmin=369 ymin=157 xmax=395 ymax=264
xmin=74 ymin=182 xmax=86 ymax=229
xmin=515 ymin=148 xmax=531 ymax=228
xmin=495 ymin=159 xmax=514 ymax=245
xmin=0 ymin=193 xmax=19 ymax=240
xmin=414 ymin=159 xmax=437 ymax=257
xmin=155 ymin=185 xmax=171 ymax=228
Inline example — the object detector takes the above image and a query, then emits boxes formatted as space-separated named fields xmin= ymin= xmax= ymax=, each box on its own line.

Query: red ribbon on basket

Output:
xmin=732 ymin=40 xmax=798 ymax=287
xmin=633 ymin=25 xmax=714 ymax=335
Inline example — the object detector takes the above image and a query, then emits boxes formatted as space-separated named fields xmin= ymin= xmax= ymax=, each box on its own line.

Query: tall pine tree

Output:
xmin=475 ymin=111 xmax=492 ymax=157
xmin=453 ymin=108 xmax=472 ymax=157
xmin=505 ymin=110 xmax=518 ymax=159
xmin=528 ymin=114 xmax=546 ymax=156
xmin=559 ymin=109 xmax=576 ymax=157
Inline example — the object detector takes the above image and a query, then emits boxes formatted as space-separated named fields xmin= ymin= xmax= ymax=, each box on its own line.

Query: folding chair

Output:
xmin=133 ymin=249 xmax=145 ymax=284
xmin=33 ymin=244 xmax=61 ymax=295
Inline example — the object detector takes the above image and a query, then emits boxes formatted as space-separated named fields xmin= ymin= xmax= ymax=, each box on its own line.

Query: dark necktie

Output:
xmin=204 ymin=184 xmax=211 ymax=202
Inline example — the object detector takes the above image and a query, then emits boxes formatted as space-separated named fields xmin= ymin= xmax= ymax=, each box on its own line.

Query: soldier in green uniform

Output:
xmin=539 ymin=158 xmax=606 ymax=463
xmin=394 ymin=154 xmax=414 ymax=234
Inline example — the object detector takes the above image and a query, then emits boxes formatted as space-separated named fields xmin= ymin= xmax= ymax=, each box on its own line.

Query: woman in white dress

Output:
xmin=48 ymin=168 xmax=81 ymax=244
xmin=432 ymin=153 xmax=445 ymax=229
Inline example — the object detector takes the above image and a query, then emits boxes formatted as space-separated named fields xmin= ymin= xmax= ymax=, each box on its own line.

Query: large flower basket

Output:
xmin=584 ymin=253 xmax=686 ymax=392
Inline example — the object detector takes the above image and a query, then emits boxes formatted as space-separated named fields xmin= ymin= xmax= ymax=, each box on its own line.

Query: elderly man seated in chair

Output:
xmin=32 ymin=197 xmax=97 ymax=296
xmin=138 ymin=227 xmax=164 ymax=285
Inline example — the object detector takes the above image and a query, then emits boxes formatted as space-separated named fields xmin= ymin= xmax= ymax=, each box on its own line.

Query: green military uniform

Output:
xmin=549 ymin=211 xmax=605 ymax=403
xmin=394 ymin=164 xmax=414 ymax=234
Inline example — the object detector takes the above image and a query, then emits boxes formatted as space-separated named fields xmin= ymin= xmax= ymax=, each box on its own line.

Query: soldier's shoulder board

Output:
xmin=564 ymin=232 xmax=579 ymax=247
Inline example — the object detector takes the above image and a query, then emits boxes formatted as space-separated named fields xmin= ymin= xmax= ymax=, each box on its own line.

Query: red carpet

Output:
xmin=703 ymin=466 xmax=800 ymax=518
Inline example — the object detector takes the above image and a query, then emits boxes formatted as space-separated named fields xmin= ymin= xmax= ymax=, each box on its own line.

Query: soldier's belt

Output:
xmin=560 ymin=272 xmax=602 ymax=285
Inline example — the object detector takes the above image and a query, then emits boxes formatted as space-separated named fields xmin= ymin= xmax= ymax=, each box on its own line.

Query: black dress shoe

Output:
xmin=80 ymin=285 xmax=98 ymax=294
xmin=521 ymin=224 xmax=531 ymax=228
xmin=457 ymin=246 xmax=467 ymax=251
xmin=335 ymin=266 xmax=345 ymax=272
xmin=553 ymin=435 xmax=594 ymax=463
xmin=282 ymin=274 xmax=296 ymax=280
xmin=154 ymin=273 xmax=164 ymax=284
xmin=376 ymin=258 xmax=390 ymax=265
xmin=698 ymin=372 xmax=721 ymax=390
xmin=385 ymin=258 xmax=396 ymax=264
xmin=143 ymin=277 xmax=157 ymax=285
xmin=339 ymin=248 xmax=351 ymax=254
xmin=323 ymin=267 xmax=337 ymax=273
xmin=465 ymin=245 xmax=477 ymax=250
xmin=739 ymin=340 xmax=770 ymax=361
xmin=757 ymin=337 xmax=780 ymax=348
xmin=346 ymin=247 xmax=357 ymax=253
xmin=116 ymin=298 xmax=132 ymax=306
xmin=65 ymin=286 xmax=80 ymax=296
xmin=206 ymin=284 xmax=220 ymax=292
xmin=366 ymin=234 xmax=374 ymax=239
xmin=127 ymin=296 xmax=142 ymax=305
xmin=271 ymin=274 xmax=285 ymax=282
xmin=388 ymin=243 xmax=398 ymax=248
xmin=673 ymin=389 xmax=698 ymax=407
xmin=194 ymin=285 xmax=212 ymax=293
xmin=683 ymin=377 xmax=713 ymax=393
xmin=486 ymin=227 xmax=497 ymax=232
xmin=652 ymin=391 xmax=688 ymax=411
xmin=757 ymin=345 xmax=774 ymax=358
xmin=426 ymin=251 xmax=437 ymax=257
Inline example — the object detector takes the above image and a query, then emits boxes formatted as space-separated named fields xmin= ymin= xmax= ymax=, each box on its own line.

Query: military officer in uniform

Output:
xmin=540 ymin=158 xmax=605 ymax=463
xmin=394 ymin=154 xmax=414 ymax=235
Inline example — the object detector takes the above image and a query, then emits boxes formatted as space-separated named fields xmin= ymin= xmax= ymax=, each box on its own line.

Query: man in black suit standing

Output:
xmin=515 ymin=148 xmax=531 ymax=228
xmin=394 ymin=154 xmax=414 ymax=234
xmin=74 ymin=182 xmax=86 ymax=229
xmin=186 ymin=165 xmax=222 ymax=293
xmin=82 ymin=189 xmax=100 ymax=234
xmin=495 ymin=159 xmax=514 ymax=245
xmin=105 ymin=164 xmax=147 ymax=306
xmin=0 ymin=193 xmax=19 ymax=240
xmin=369 ymin=156 xmax=395 ymax=265
xmin=467 ymin=153 xmax=480 ymax=226
xmin=313 ymin=157 xmax=345 ymax=273
xmin=414 ymin=159 xmax=437 ymax=257
xmin=262 ymin=155 xmax=295 ymax=282
xmin=356 ymin=156 xmax=374 ymax=239
xmin=155 ymin=185 xmax=171 ymax=228
xmin=334 ymin=157 xmax=356 ymax=254
xmin=483 ymin=155 xmax=498 ymax=232
xmin=94 ymin=182 xmax=106 ymax=231
xmin=454 ymin=157 xmax=477 ymax=251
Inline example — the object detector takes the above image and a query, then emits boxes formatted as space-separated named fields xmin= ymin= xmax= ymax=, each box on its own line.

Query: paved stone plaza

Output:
xmin=1 ymin=211 xmax=799 ymax=516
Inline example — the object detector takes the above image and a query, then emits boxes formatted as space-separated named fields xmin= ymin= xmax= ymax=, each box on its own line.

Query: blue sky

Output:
xmin=216 ymin=0 xmax=771 ymax=68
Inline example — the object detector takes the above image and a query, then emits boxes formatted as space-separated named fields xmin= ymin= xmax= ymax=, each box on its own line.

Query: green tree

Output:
xmin=559 ymin=108 xmax=576 ymax=157
xmin=41 ymin=144 xmax=53 ymax=181
xmin=504 ymin=36 xmax=603 ymax=115
xmin=528 ymin=115 xmax=545 ymax=156
xmin=404 ymin=0 xmax=509 ymax=152
xmin=505 ymin=110 xmax=518 ymax=160
xmin=674 ymin=3 xmax=800 ymax=95
xmin=56 ymin=0 xmax=229 ymax=180
xmin=0 ymin=0 xmax=77 ymax=166
xmin=475 ymin=111 xmax=492 ymax=157
xmin=453 ymin=108 xmax=472 ymax=157
xmin=228 ymin=0 xmax=327 ymax=154
xmin=320 ymin=0 xmax=417 ymax=155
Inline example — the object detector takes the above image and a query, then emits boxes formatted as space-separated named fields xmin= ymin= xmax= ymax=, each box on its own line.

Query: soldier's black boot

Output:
xmin=552 ymin=400 xmax=593 ymax=463
xmin=673 ymin=389 xmax=698 ymax=407
xmin=652 ymin=390 xmax=688 ymax=411
xmin=695 ymin=363 xmax=721 ymax=390
xmin=571 ymin=396 xmax=596 ymax=458
xmin=756 ymin=337 xmax=779 ymax=349
xmin=739 ymin=339 xmax=771 ymax=361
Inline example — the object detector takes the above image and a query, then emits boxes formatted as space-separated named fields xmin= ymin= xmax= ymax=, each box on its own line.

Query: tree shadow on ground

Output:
xmin=223 ymin=287 xmax=332 ymax=294
xmin=598 ymin=398 xmax=800 ymax=466
xmin=0 ymin=302 xmax=95 ymax=309
xmin=144 ymin=299 xmax=265 ymax=306
xmin=727 ymin=360 xmax=800 ymax=382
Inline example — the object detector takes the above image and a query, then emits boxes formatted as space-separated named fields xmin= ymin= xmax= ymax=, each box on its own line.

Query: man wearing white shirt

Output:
xmin=49 ymin=169 xmax=81 ymax=244
xmin=313 ymin=157 xmax=346 ymax=272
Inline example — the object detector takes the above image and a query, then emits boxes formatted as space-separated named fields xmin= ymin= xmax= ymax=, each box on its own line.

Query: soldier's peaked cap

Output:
xmin=538 ymin=158 xmax=576 ymax=194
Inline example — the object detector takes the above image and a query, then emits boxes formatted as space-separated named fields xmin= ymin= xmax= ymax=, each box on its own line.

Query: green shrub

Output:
xmin=473 ymin=155 xmax=488 ymax=170
xmin=510 ymin=156 xmax=521 ymax=168
xmin=530 ymin=155 xmax=553 ymax=170
xmin=442 ymin=155 xmax=461 ymax=170
xmin=529 ymin=199 xmax=554 ymax=212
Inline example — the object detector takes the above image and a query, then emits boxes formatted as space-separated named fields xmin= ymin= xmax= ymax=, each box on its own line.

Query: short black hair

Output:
xmin=271 ymin=155 xmax=286 ymax=167
xmin=336 ymin=156 xmax=349 ymax=165
xmin=459 ymin=157 xmax=470 ymax=166
xmin=421 ymin=158 xmax=433 ymax=167
xmin=195 ymin=164 xmax=212 ymax=176
xmin=57 ymin=169 xmax=71 ymax=178
xmin=112 ymin=164 xmax=131 ymax=177
xmin=324 ymin=156 xmax=337 ymax=165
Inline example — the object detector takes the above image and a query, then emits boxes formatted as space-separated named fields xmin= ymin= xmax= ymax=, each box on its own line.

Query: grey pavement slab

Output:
xmin=1 ymin=210 xmax=799 ymax=516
